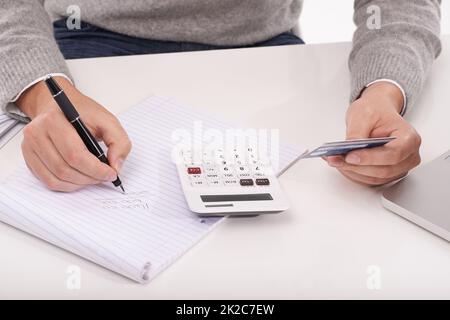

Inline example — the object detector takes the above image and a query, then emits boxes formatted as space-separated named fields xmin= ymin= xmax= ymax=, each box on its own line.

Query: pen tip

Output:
xmin=120 ymin=185 xmax=126 ymax=194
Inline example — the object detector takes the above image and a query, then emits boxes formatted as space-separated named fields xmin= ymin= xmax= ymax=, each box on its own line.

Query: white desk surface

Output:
xmin=1 ymin=36 xmax=449 ymax=299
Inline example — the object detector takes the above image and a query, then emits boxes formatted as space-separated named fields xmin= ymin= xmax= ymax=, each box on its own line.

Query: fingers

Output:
xmin=325 ymin=155 xmax=345 ymax=167
xmin=324 ymin=128 xmax=421 ymax=186
xmin=325 ymin=85 xmax=421 ymax=187
xmin=22 ymin=140 xmax=83 ymax=192
xmin=25 ymin=126 xmax=102 ymax=186
xmin=22 ymin=110 xmax=118 ymax=192
xmin=343 ymin=126 xmax=421 ymax=166
xmin=43 ymin=112 xmax=118 ymax=181
xmin=338 ymin=153 xmax=420 ymax=181
xmin=19 ymin=84 xmax=131 ymax=192
xmin=325 ymin=134 xmax=421 ymax=186
xmin=326 ymin=106 xmax=421 ymax=186
xmin=96 ymin=115 xmax=132 ymax=172
xmin=345 ymin=102 xmax=376 ymax=140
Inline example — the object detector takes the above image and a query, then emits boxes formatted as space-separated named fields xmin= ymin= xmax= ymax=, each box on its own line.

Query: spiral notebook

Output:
xmin=0 ymin=96 xmax=303 ymax=283
xmin=0 ymin=111 xmax=23 ymax=149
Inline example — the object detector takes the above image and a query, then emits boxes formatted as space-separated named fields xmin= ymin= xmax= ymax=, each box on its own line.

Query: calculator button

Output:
xmin=183 ymin=150 xmax=203 ymax=163
xmin=223 ymin=173 xmax=235 ymax=179
xmin=181 ymin=149 xmax=192 ymax=157
xmin=202 ymin=150 xmax=214 ymax=160
xmin=255 ymin=178 xmax=270 ymax=186
xmin=204 ymin=165 xmax=218 ymax=174
xmin=183 ymin=156 xmax=193 ymax=164
xmin=221 ymin=166 xmax=232 ymax=173
xmin=239 ymin=179 xmax=254 ymax=186
xmin=236 ymin=165 xmax=249 ymax=173
xmin=232 ymin=150 xmax=242 ymax=161
xmin=202 ymin=152 xmax=214 ymax=163
xmin=187 ymin=167 xmax=202 ymax=174
xmin=248 ymin=153 xmax=258 ymax=160
xmin=185 ymin=159 xmax=203 ymax=166
xmin=224 ymin=179 xmax=239 ymax=186
xmin=214 ymin=153 xmax=225 ymax=163
xmin=191 ymin=179 xmax=207 ymax=187
xmin=207 ymin=179 xmax=222 ymax=187
xmin=251 ymin=165 xmax=265 ymax=176
xmin=206 ymin=173 xmax=219 ymax=179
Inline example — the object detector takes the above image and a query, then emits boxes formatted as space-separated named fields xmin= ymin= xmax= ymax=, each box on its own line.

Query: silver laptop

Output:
xmin=382 ymin=150 xmax=450 ymax=242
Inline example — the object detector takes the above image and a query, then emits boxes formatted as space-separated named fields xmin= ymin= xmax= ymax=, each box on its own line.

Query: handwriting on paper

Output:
xmin=96 ymin=191 xmax=151 ymax=210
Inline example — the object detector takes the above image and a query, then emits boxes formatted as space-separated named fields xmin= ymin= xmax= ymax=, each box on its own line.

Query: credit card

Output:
xmin=301 ymin=137 xmax=396 ymax=159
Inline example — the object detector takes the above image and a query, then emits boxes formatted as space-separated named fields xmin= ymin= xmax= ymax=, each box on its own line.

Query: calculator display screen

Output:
xmin=200 ymin=194 xmax=273 ymax=202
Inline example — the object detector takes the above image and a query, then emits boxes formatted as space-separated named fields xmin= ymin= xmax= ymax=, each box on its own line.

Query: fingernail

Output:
xmin=346 ymin=154 xmax=361 ymax=164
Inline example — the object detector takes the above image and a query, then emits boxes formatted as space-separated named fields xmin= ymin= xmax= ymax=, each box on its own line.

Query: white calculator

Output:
xmin=175 ymin=147 xmax=290 ymax=216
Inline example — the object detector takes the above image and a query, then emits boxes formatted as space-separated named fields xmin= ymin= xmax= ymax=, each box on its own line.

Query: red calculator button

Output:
xmin=187 ymin=167 xmax=202 ymax=174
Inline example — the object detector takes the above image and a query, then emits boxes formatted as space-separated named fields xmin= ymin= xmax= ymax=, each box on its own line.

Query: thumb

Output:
xmin=345 ymin=106 xmax=375 ymax=140
xmin=98 ymin=116 xmax=132 ymax=173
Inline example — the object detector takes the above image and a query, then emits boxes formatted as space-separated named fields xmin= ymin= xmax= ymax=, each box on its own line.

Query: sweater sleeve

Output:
xmin=349 ymin=0 xmax=442 ymax=112
xmin=0 ymin=0 xmax=71 ymax=122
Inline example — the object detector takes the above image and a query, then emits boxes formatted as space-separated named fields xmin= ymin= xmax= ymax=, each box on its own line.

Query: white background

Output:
xmin=301 ymin=0 xmax=450 ymax=44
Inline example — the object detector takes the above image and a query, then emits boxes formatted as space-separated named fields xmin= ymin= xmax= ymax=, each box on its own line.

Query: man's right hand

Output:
xmin=16 ymin=77 xmax=132 ymax=192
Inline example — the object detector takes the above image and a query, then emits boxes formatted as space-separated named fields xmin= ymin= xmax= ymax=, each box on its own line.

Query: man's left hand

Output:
xmin=325 ymin=81 xmax=422 ymax=186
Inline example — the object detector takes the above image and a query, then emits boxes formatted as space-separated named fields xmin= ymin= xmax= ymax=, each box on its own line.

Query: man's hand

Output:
xmin=16 ymin=77 xmax=132 ymax=192
xmin=325 ymin=82 xmax=421 ymax=186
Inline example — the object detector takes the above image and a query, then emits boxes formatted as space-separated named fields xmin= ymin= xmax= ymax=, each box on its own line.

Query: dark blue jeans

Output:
xmin=53 ymin=19 xmax=304 ymax=59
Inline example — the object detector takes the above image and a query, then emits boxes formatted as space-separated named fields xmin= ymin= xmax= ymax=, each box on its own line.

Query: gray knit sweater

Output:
xmin=0 ymin=0 xmax=442 ymax=119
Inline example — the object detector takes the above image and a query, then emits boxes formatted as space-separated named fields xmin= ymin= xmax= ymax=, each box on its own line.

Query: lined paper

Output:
xmin=0 ymin=96 xmax=303 ymax=283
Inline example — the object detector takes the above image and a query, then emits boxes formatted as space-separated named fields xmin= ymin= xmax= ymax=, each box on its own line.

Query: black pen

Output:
xmin=44 ymin=76 xmax=125 ymax=193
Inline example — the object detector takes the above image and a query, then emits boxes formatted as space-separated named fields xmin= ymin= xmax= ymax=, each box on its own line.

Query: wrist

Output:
xmin=360 ymin=81 xmax=404 ymax=114
xmin=15 ymin=76 xmax=75 ymax=119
